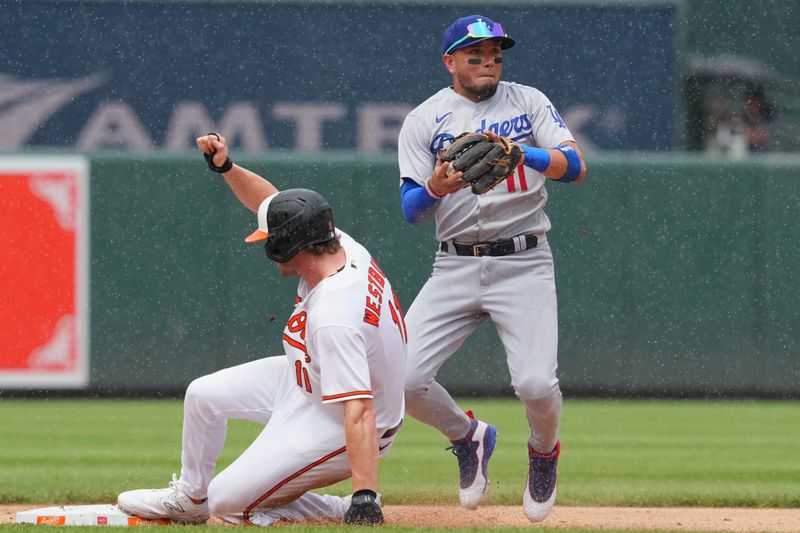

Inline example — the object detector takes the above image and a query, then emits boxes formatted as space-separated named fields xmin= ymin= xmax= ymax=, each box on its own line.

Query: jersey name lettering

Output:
xmin=363 ymin=258 xmax=386 ymax=327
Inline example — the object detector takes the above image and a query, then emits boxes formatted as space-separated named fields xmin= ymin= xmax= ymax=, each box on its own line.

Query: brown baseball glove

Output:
xmin=439 ymin=132 xmax=523 ymax=195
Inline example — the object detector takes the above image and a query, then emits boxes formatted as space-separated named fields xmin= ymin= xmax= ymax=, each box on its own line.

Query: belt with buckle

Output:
xmin=381 ymin=420 xmax=403 ymax=439
xmin=440 ymin=233 xmax=539 ymax=257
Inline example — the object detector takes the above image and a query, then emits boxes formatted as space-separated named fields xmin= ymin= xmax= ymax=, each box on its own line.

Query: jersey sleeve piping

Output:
xmin=321 ymin=390 xmax=373 ymax=403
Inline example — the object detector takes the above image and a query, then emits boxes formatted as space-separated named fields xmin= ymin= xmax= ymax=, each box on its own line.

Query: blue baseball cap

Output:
xmin=440 ymin=15 xmax=515 ymax=55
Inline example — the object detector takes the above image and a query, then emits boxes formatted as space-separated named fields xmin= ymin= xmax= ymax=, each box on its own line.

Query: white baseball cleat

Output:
xmin=117 ymin=474 xmax=210 ymax=524
xmin=446 ymin=410 xmax=498 ymax=509
xmin=522 ymin=441 xmax=560 ymax=522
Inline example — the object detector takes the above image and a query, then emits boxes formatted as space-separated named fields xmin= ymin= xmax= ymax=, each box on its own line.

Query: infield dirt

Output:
xmin=3 ymin=504 xmax=800 ymax=531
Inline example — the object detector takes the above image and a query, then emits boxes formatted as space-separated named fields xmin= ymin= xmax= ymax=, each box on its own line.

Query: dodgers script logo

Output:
xmin=429 ymin=133 xmax=456 ymax=154
xmin=476 ymin=112 xmax=533 ymax=139
xmin=428 ymin=112 xmax=533 ymax=154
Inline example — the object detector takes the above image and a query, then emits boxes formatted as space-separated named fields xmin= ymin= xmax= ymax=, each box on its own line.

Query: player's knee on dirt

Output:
xmin=206 ymin=480 xmax=247 ymax=524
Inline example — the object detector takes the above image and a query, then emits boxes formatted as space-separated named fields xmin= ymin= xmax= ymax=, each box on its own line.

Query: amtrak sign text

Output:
xmin=75 ymin=101 xmax=413 ymax=153
xmin=0 ymin=72 xmax=412 ymax=152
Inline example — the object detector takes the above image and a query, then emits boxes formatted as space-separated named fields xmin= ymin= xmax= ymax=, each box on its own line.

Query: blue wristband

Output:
xmin=521 ymin=145 xmax=551 ymax=173
xmin=555 ymin=145 xmax=583 ymax=183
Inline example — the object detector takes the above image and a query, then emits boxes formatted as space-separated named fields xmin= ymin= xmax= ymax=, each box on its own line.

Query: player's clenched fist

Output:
xmin=196 ymin=132 xmax=233 ymax=173
xmin=344 ymin=490 xmax=383 ymax=525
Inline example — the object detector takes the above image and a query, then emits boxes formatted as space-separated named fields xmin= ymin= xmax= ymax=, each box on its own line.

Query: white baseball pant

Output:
xmin=176 ymin=355 xmax=395 ymax=524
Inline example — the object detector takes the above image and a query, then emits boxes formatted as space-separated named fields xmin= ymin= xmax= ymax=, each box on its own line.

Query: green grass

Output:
xmin=1 ymin=398 xmax=798 ymax=508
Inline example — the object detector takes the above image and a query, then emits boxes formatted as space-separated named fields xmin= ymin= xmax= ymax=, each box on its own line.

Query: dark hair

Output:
xmin=306 ymin=236 xmax=341 ymax=256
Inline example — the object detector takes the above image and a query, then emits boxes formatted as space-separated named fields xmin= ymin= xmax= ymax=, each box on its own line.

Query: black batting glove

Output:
xmin=203 ymin=151 xmax=233 ymax=173
xmin=203 ymin=132 xmax=233 ymax=173
xmin=344 ymin=489 xmax=383 ymax=525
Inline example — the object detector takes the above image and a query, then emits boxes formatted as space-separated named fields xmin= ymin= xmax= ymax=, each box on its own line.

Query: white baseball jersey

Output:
xmin=283 ymin=230 xmax=407 ymax=434
xmin=398 ymin=81 xmax=575 ymax=243
xmin=178 ymin=230 xmax=407 ymax=524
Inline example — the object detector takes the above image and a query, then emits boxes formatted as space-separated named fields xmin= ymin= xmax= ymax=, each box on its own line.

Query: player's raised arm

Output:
xmin=196 ymin=132 xmax=278 ymax=212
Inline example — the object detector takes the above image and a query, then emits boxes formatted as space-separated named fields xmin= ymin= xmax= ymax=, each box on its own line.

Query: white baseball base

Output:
xmin=16 ymin=504 xmax=171 ymax=526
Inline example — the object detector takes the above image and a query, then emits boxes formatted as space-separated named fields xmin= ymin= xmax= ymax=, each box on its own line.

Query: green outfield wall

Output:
xmin=77 ymin=153 xmax=800 ymax=397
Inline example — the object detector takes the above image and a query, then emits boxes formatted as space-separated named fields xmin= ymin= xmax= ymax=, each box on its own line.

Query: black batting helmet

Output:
xmin=245 ymin=188 xmax=336 ymax=263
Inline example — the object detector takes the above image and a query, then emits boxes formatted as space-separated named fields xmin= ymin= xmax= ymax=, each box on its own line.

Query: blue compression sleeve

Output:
xmin=521 ymin=145 xmax=550 ymax=172
xmin=400 ymin=178 xmax=438 ymax=225
xmin=522 ymin=144 xmax=584 ymax=183
xmin=554 ymin=145 xmax=583 ymax=183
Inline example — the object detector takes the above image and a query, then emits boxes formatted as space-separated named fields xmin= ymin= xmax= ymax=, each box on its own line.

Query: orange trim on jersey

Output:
xmin=243 ymin=446 xmax=348 ymax=524
xmin=282 ymin=333 xmax=307 ymax=353
xmin=389 ymin=289 xmax=408 ymax=344
xmin=388 ymin=301 xmax=403 ymax=343
xmin=321 ymin=390 xmax=372 ymax=401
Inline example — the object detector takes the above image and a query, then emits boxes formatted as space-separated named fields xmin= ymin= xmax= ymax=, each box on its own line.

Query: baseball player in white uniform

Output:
xmin=117 ymin=134 xmax=406 ymax=526
xmin=397 ymin=15 xmax=587 ymax=522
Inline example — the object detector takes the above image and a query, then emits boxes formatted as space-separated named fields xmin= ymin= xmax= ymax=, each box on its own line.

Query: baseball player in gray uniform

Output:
xmin=397 ymin=15 xmax=587 ymax=522
xmin=117 ymin=134 xmax=406 ymax=526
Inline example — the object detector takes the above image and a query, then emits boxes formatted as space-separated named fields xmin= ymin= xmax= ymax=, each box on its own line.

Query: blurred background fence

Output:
xmin=2 ymin=0 xmax=799 ymax=396
xmin=3 ymin=152 xmax=798 ymax=397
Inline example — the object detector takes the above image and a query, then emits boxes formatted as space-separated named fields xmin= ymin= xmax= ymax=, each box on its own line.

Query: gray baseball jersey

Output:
xmin=398 ymin=81 xmax=574 ymax=243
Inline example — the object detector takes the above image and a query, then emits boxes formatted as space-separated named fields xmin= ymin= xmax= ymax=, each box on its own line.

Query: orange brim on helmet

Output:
xmin=245 ymin=229 xmax=268 ymax=243
xmin=245 ymin=193 xmax=278 ymax=243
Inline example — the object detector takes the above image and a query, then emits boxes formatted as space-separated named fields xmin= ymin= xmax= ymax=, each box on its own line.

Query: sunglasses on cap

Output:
xmin=444 ymin=20 xmax=508 ymax=55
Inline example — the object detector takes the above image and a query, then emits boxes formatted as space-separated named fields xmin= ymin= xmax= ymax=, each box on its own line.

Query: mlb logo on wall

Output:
xmin=0 ymin=156 xmax=89 ymax=388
